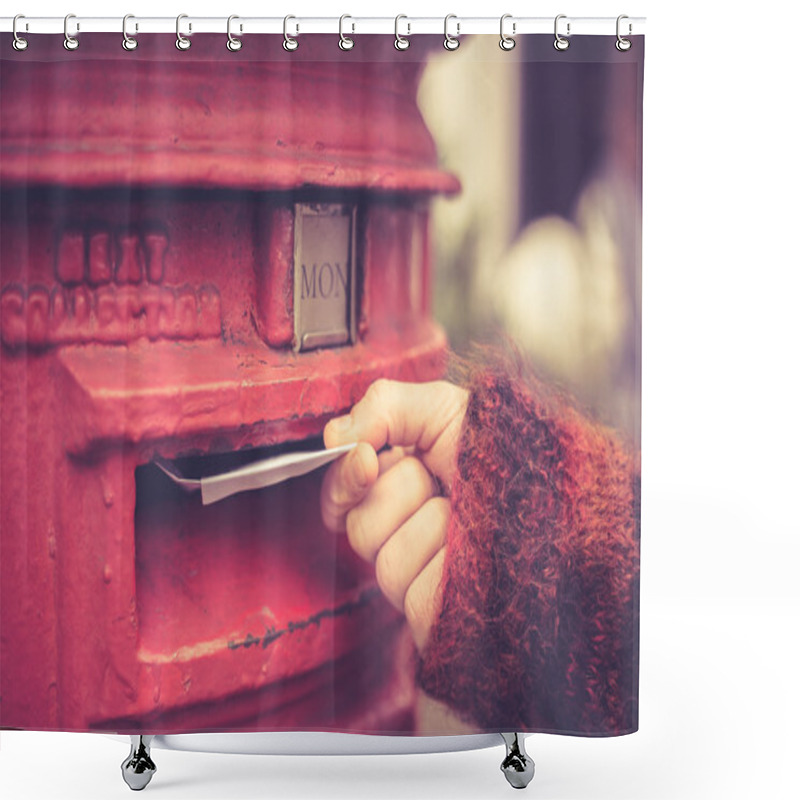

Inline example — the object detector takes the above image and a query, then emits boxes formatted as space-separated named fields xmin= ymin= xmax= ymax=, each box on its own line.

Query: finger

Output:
xmin=404 ymin=547 xmax=446 ymax=651
xmin=345 ymin=456 xmax=439 ymax=563
xmin=377 ymin=445 xmax=407 ymax=475
xmin=374 ymin=497 xmax=450 ymax=614
xmin=324 ymin=379 xmax=468 ymax=488
xmin=320 ymin=442 xmax=379 ymax=533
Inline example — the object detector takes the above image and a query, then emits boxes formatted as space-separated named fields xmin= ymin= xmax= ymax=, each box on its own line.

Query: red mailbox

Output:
xmin=0 ymin=35 xmax=457 ymax=733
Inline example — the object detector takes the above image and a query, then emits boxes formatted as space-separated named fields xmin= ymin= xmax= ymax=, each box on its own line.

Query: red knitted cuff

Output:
xmin=417 ymin=363 xmax=640 ymax=735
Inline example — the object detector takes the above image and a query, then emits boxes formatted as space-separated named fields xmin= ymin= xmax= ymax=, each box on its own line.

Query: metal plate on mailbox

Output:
xmin=294 ymin=203 xmax=356 ymax=352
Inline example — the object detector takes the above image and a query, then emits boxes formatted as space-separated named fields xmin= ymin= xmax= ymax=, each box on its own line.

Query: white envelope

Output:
xmin=154 ymin=443 xmax=357 ymax=505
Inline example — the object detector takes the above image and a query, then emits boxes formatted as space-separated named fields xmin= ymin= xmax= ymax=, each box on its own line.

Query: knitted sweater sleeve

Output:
xmin=416 ymin=365 xmax=640 ymax=735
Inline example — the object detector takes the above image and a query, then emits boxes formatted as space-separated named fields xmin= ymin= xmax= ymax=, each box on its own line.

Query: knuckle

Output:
xmin=403 ymin=454 xmax=425 ymax=480
xmin=377 ymin=446 xmax=404 ymax=474
xmin=345 ymin=507 xmax=371 ymax=561
xmin=375 ymin=544 xmax=403 ymax=607
xmin=365 ymin=377 xmax=392 ymax=408
xmin=397 ymin=456 xmax=437 ymax=500
xmin=422 ymin=462 xmax=442 ymax=498
xmin=403 ymin=577 xmax=430 ymax=633
xmin=427 ymin=496 xmax=451 ymax=528
xmin=320 ymin=472 xmax=340 ymax=531
xmin=330 ymin=472 xmax=352 ymax=510
xmin=328 ymin=450 xmax=367 ymax=509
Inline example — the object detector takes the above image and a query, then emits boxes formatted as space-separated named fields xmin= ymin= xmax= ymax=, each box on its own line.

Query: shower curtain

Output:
xmin=0 ymin=26 xmax=643 ymax=740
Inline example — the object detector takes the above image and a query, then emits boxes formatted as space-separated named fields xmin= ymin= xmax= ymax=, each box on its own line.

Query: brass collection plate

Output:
xmin=293 ymin=203 xmax=356 ymax=352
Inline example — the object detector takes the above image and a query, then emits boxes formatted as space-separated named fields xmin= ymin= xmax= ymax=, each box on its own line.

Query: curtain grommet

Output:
xmin=283 ymin=15 xmax=299 ymax=51
xmin=176 ymin=14 xmax=191 ymax=50
xmin=12 ymin=14 xmax=29 ymax=51
xmin=394 ymin=15 xmax=410 ymax=51
xmin=616 ymin=15 xmax=632 ymax=51
xmin=227 ymin=15 xmax=243 ymax=51
xmin=339 ymin=14 xmax=354 ymax=51
xmin=554 ymin=14 xmax=570 ymax=51
xmin=122 ymin=14 xmax=138 ymax=51
xmin=63 ymin=13 xmax=79 ymax=51
xmin=443 ymin=14 xmax=460 ymax=51
xmin=499 ymin=14 xmax=515 ymax=51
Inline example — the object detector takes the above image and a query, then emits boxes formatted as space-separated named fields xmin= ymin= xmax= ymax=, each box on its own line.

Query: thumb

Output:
xmin=324 ymin=379 xmax=468 ymax=490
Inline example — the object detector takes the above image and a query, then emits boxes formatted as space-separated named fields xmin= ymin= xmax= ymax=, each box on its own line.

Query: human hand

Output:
xmin=320 ymin=379 xmax=468 ymax=649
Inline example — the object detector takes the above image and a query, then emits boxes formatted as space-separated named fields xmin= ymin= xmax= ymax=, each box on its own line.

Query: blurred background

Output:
xmin=419 ymin=36 xmax=641 ymax=446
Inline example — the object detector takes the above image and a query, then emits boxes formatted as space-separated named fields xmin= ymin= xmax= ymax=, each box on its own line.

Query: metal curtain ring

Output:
xmin=122 ymin=14 xmax=138 ymax=51
xmin=283 ymin=15 xmax=298 ymax=51
xmin=63 ymin=13 xmax=79 ymax=50
xmin=443 ymin=14 xmax=459 ymax=51
xmin=12 ymin=14 xmax=28 ymax=51
xmin=499 ymin=14 xmax=515 ymax=51
xmin=176 ymin=13 xmax=191 ymax=50
xmin=554 ymin=14 xmax=570 ymax=51
xmin=394 ymin=15 xmax=410 ymax=50
xmin=227 ymin=15 xmax=242 ymax=51
xmin=616 ymin=14 xmax=632 ymax=51
xmin=339 ymin=14 xmax=354 ymax=50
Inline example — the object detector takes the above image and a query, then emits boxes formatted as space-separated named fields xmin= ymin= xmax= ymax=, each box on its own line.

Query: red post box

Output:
xmin=0 ymin=34 xmax=457 ymax=733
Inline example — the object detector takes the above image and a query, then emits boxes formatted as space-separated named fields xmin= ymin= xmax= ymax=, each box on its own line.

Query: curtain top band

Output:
xmin=0 ymin=16 xmax=646 ymax=37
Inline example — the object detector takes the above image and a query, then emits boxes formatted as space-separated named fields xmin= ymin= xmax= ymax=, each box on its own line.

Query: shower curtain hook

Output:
xmin=12 ymin=15 xmax=28 ymax=51
xmin=616 ymin=15 xmax=632 ymax=51
xmin=283 ymin=15 xmax=299 ymax=51
xmin=394 ymin=15 xmax=410 ymax=50
xmin=339 ymin=15 xmax=354 ymax=51
xmin=176 ymin=14 xmax=191 ymax=50
xmin=63 ymin=14 xmax=79 ymax=51
xmin=499 ymin=14 xmax=515 ymax=50
xmin=554 ymin=14 xmax=570 ymax=51
xmin=443 ymin=14 xmax=460 ymax=51
xmin=227 ymin=15 xmax=243 ymax=51
xmin=122 ymin=15 xmax=138 ymax=51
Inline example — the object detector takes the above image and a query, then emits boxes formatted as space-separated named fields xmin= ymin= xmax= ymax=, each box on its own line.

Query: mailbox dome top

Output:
xmin=0 ymin=34 xmax=460 ymax=196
